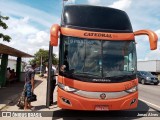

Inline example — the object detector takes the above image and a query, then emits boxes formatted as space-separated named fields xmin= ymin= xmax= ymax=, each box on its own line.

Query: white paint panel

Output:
xmin=137 ymin=60 xmax=160 ymax=72
xmin=156 ymin=61 xmax=160 ymax=72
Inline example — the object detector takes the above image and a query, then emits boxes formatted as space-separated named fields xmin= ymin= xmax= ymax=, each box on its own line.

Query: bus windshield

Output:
xmin=59 ymin=36 xmax=136 ymax=81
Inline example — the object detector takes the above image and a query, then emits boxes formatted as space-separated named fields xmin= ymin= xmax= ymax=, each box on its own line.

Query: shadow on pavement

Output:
xmin=51 ymin=100 xmax=150 ymax=120
xmin=141 ymin=83 xmax=160 ymax=86
xmin=34 ymin=105 xmax=47 ymax=111
xmin=0 ymin=79 xmax=42 ymax=109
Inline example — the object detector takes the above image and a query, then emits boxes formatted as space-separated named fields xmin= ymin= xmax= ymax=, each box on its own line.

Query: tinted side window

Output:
xmin=137 ymin=72 xmax=141 ymax=76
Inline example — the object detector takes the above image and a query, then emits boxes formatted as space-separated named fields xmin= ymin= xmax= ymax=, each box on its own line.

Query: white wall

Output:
xmin=137 ymin=60 xmax=160 ymax=72
xmin=0 ymin=59 xmax=25 ymax=71
xmin=7 ymin=59 xmax=17 ymax=70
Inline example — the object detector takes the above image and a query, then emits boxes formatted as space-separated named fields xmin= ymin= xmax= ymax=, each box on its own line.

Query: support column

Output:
xmin=0 ymin=54 xmax=8 ymax=87
xmin=46 ymin=43 xmax=53 ymax=108
xmin=16 ymin=57 xmax=21 ymax=82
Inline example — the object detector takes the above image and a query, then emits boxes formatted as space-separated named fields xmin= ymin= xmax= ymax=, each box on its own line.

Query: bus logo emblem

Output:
xmin=100 ymin=93 xmax=106 ymax=99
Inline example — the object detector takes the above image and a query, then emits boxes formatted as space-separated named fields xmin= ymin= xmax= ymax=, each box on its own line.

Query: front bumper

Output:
xmin=57 ymin=88 xmax=138 ymax=110
xmin=145 ymin=79 xmax=159 ymax=84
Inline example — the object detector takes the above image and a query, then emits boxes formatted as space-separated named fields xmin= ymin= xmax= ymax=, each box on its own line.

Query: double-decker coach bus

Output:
xmin=50 ymin=5 xmax=158 ymax=110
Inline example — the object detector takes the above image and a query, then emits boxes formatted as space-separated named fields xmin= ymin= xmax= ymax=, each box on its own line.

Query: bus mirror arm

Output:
xmin=50 ymin=24 xmax=60 ymax=46
xmin=134 ymin=30 xmax=158 ymax=50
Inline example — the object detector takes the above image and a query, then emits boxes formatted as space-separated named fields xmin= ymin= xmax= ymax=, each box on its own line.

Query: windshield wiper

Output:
xmin=104 ymin=74 xmax=135 ymax=79
xmin=74 ymin=72 xmax=100 ymax=77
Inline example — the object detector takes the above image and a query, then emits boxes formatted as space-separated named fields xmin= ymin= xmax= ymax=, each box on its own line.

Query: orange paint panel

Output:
xmin=50 ymin=24 xmax=60 ymax=46
xmin=58 ymin=75 xmax=138 ymax=92
xmin=57 ymin=88 xmax=138 ymax=110
xmin=134 ymin=30 xmax=158 ymax=50
xmin=61 ymin=27 xmax=134 ymax=40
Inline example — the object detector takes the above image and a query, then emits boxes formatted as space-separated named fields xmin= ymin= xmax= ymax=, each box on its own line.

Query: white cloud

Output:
xmin=28 ymin=31 xmax=49 ymax=45
xmin=155 ymin=29 xmax=160 ymax=38
xmin=2 ymin=17 xmax=38 ymax=35
xmin=0 ymin=1 xmax=60 ymax=60
xmin=0 ymin=1 xmax=60 ymax=28
xmin=135 ymin=34 xmax=160 ymax=61
xmin=137 ymin=29 xmax=160 ymax=61
xmin=145 ymin=49 xmax=160 ymax=60
xmin=87 ymin=0 xmax=101 ymax=5
xmin=0 ymin=17 xmax=59 ymax=58
xmin=136 ymin=40 xmax=148 ymax=60
xmin=87 ymin=0 xmax=132 ymax=10
xmin=67 ymin=0 xmax=76 ymax=4
xmin=109 ymin=0 xmax=132 ymax=10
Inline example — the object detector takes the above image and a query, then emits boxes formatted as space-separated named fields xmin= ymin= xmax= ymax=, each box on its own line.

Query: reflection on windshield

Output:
xmin=60 ymin=36 xmax=136 ymax=78
xmin=103 ymin=41 xmax=136 ymax=77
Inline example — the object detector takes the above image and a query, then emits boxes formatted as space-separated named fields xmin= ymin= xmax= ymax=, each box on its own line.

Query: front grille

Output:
xmin=74 ymin=90 xmax=130 ymax=100
xmin=151 ymin=78 xmax=158 ymax=80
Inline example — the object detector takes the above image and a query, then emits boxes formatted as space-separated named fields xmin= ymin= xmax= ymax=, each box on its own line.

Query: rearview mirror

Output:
xmin=50 ymin=24 xmax=60 ymax=46
xmin=134 ymin=30 xmax=158 ymax=50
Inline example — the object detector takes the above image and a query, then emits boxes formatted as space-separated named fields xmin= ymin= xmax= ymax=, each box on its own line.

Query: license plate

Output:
xmin=153 ymin=80 xmax=157 ymax=82
xmin=95 ymin=105 xmax=109 ymax=111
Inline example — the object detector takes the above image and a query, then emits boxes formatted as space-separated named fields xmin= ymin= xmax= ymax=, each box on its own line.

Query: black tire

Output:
xmin=154 ymin=82 xmax=159 ymax=85
xmin=141 ymin=79 xmax=145 ymax=85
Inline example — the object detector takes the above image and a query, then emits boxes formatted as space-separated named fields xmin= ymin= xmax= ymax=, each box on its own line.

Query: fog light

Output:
xmin=61 ymin=97 xmax=71 ymax=105
xmin=130 ymin=99 xmax=136 ymax=105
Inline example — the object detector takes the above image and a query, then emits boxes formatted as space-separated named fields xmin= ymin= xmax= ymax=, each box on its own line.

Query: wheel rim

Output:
xmin=141 ymin=79 xmax=145 ymax=84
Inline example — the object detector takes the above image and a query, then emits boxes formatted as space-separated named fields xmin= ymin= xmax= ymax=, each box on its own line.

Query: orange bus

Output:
xmin=50 ymin=5 xmax=158 ymax=110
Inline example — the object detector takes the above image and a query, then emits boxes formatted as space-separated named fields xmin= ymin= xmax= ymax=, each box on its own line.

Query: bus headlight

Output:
xmin=64 ymin=86 xmax=78 ymax=92
xmin=125 ymin=86 xmax=138 ymax=93
xmin=58 ymin=83 xmax=78 ymax=92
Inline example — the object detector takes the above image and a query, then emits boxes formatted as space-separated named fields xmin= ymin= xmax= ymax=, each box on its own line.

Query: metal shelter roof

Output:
xmin=0 ymin=43 xmax=33 ymax=57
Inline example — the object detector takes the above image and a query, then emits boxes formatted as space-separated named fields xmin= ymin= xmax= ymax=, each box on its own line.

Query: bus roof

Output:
xmin=61 ymin=5 xmax=133 ymax=33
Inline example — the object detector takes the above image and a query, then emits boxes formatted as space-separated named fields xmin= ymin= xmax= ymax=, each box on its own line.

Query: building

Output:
xmin=0 ymin=43 xmax=33 ymax=87
xmin=137 ymin=60 xmax=160 ymax=72
xmin=0 ymin=58 xmax=26 ymax=72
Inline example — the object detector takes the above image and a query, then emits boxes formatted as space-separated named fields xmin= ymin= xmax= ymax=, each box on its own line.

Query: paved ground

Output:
xmin=0 ymin=76 xmax=160 ymax=120
xmin=0 ymin=76 xmax=50 ymax=111
xmin=139 ymin=83 xmax=160 ymax=110
xmin=0 ymin=78 xmax=43 ymax=110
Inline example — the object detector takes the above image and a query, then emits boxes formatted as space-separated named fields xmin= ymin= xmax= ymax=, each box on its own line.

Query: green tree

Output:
xmin=0 ymin=13 xmax=11 ymax=42
xmin=30 ymin=49 xmax=58 ymax=66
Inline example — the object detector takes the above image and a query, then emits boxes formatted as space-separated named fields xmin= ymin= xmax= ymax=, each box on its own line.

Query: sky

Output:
xmin=0 ymin=0 xmax=160 ymax=62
